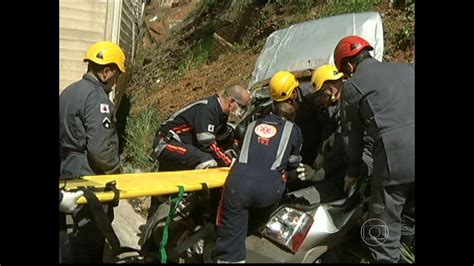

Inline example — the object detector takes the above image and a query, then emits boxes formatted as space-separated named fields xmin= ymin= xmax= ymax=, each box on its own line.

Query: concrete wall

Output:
xmin=60 ymin=0 xmax=109 ymax=94
xmin=59 ymin=0 xmax=144 ymax=101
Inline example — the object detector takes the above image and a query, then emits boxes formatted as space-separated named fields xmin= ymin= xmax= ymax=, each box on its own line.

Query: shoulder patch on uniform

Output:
xmin=208 ymin=124 xmax=215 ymax=132
xmin=254 ymin=123 xmax=277 ymax=138
xmin=100 ymin=103 xmax=110 ymax=114
xmin=102 ymin=117 xmax=111 ymax=129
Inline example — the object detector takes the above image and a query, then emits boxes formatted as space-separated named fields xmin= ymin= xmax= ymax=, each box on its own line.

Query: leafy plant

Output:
xmin=122 ymin=104 xmax=163 ymax=171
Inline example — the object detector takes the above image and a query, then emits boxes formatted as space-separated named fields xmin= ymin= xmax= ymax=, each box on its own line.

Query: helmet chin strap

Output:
xmin=91 ymin=71 xmax=113 ymax=94
xmin=342 ymin=62 xmax=353 ymax=78
xmin=92 ymin=71 xmax=109 ymax=85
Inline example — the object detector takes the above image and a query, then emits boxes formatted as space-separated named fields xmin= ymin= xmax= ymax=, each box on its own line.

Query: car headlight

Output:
xmin=261 ymin=206 xmax=313 ymax=253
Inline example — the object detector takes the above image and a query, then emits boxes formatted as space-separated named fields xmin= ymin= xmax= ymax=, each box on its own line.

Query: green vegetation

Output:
xmin=281 ymin=0 xmax=378 ymax=28
xmin=122 ymin=100 xmax=163 ymax=171
xmin=174 ymin=34 xmax=213 ymax=82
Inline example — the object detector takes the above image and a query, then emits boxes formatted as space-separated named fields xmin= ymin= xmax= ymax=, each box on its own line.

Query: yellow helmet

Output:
xmin=84 ymin=41 xmax=126 ymax=73
xmin=269 ymin=71 xmax=300 ymax=102
xmin=311 ymin=65 xmax=343 ymax=92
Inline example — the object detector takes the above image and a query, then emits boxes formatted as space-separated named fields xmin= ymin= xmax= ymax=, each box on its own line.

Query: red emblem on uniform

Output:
xmin=258 ymin=137 xmax=271 ymax=145
xmin=254 ymin=124 xmax=277 ymax=138
xmin=255 ymin=123 xmax=277 ymax=145
xmin=100 ymin=103 xmax=110 ymax=114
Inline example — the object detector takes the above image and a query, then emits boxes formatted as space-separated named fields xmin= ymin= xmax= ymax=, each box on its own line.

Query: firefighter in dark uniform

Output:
xmin=304 ymin=64 xmax=346 ymax=181
xmin=269 ymin=70 xmax=303 ymax=108
xmin=151 ymin=85 xmax=250 ymax=171
xmin=146 ymin=85 xmax=251 ymax=219
xmin=269 ymin=69 xmax=348 ymax=176
xmin=334 ymin=35 xmax=414 ymax=263
xmin=297 ymin=65 xmax=373 ymax=201
xmin=297 ymin=65 xmax=350 ymax=196
xmin=59 ymin=41 xmax=126 ymax=263
xmin=312 ymin=65 xmax=345 ymax=172
xmin=215 ymin=102 xmax=303 ymax=263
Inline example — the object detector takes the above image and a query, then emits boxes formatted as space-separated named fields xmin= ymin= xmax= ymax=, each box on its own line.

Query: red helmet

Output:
xmin=334 ymin=35 xmax=373 ymax=70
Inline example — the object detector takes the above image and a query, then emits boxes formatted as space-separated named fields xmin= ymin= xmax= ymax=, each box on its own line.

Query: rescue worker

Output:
xmin=269 ymin=69 xmax=337 ymax=195
xmin=150 ymin=85 xmax=250 ymax=171
xmin=215 ymin=102 xmax=303 ymax=263
xmin=145 ymin=85 xmax=251 ymax=221
xmin=234 ymin=71 xmax=301 ymax=146
xmin=298 ymin=64 xmax=373 ymax=200
xmin=296 ymin=65 xmax=345 ymax=186
xmin=269 ymin=70 xmax=302 ymax=107
xmin=59 ymin=41 xmax=126 ymax=263
xmin=267 ymin=69 xmax=326 ymax=169
xmin=333 ymin=35 xmax=414 ymax=263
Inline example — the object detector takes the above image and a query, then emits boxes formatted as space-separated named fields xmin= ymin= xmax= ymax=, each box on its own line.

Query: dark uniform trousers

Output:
xmin=69 ymin=204 xmax=114 ymax=263
xmin=368 ymin=183 xmax=415 ymax=263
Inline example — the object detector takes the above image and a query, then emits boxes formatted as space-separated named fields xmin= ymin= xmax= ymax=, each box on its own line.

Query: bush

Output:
xmin=394 ymin=1 xmax=414 ymax=50
xmin=318 ymin=0 xmax=377 ymax=19
xmin=275 ymin=0 xmax=314 ymax=12
xmin=186 ymin=0 xmax=219 ymax=23
xmin=122 ymin=104 xmax=163 ymax=171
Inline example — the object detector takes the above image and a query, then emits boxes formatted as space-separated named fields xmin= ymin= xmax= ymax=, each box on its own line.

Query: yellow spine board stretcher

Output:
xmin=60 ymin=167 xmax=230 ymax=204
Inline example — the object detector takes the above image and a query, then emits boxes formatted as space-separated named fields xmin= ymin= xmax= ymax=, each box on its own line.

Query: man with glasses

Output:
xmin=150 ymin=85 xmax=251 ymax=171
xmin=145 ymin=85 xmax=251 ymax=227
xmin=59 ymin=41 xmax=126 ymax=262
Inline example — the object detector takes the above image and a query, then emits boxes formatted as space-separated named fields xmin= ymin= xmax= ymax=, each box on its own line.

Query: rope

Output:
xmin=160 ymin=186 xmax=185 ymax=263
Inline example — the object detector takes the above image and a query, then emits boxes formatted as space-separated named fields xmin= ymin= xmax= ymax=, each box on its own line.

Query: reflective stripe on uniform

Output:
xmin=271 ymin=121 xmax=294 ymax=170
xmin=238 ymin=121 xmax=257 ymax=164
xmin=169 ymin=129 xmax=182 ymax=142
xmin=210 ymin=143 xmax=232 ymax=165
xmin=196 ymin=132 xmax=216 ymax=142
xmin=165 ymin=144 xmax=187 ymax=155
xmin=153 ymin=138 xmax=169 ymax=156
xmin=162 ymin=99 xmax=208 ymax=125
xmin=172 ymin=124 xmax=193 ymax=134
xmin=288 ymin=155 xmax=302 ymax=164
